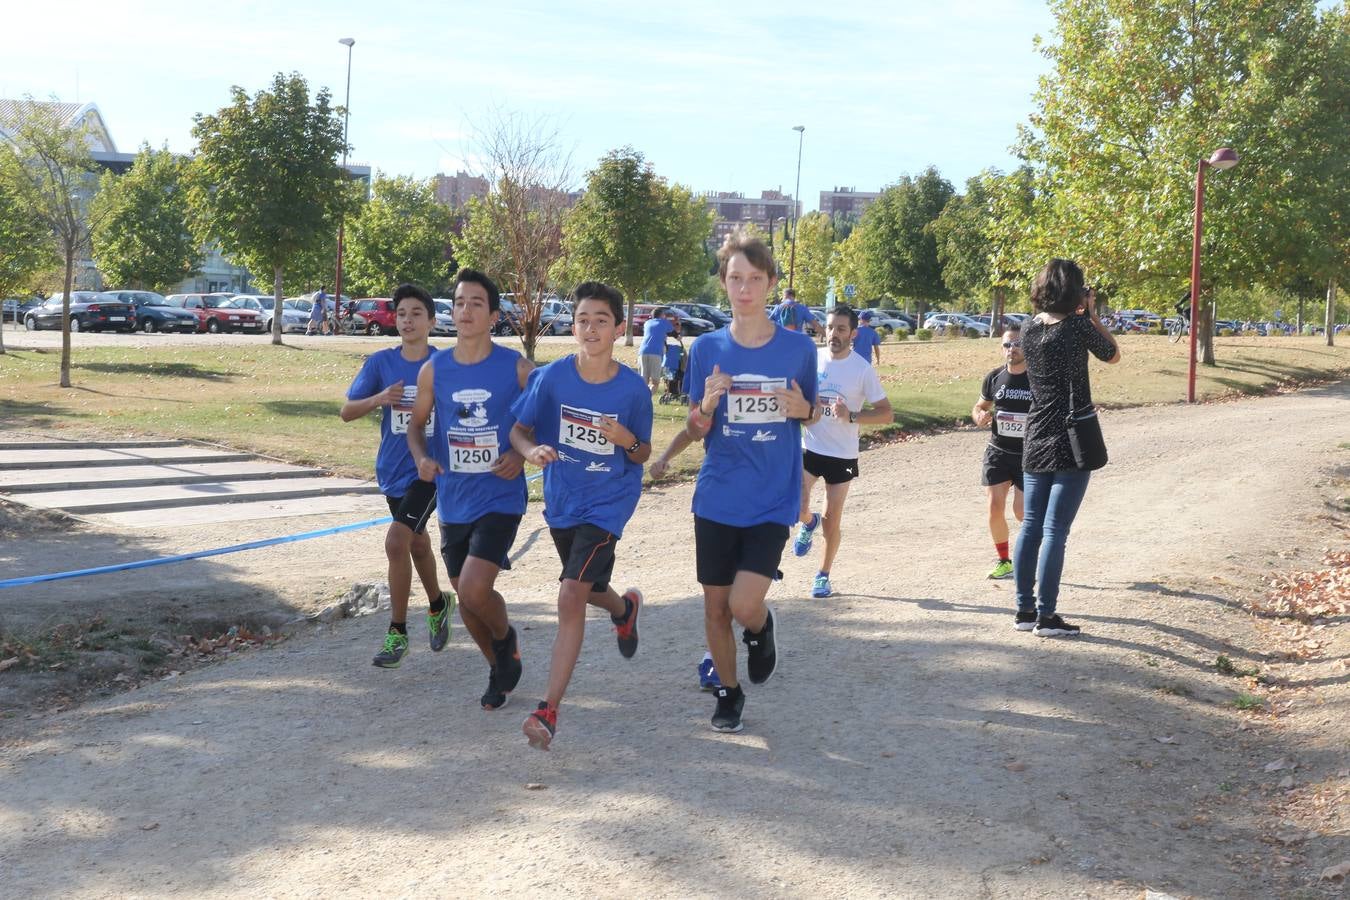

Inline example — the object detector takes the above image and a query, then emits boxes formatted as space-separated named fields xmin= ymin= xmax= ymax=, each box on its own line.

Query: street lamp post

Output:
xmin=1186 ymin=146 xmax=1238 ymax=403
xmin=333 ymin=36 xmax=355 ymax=334
xmin=787 ymin=125 xmax=805 ymax=291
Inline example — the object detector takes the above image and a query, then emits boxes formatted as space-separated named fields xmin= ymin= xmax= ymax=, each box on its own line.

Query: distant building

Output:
xmin=701 ymin=189 xmax=800 ymax=248
xmin=433 ymin=170 xmax=489 ymax=209
xmin=819 ymin=186 xmax=879 ymax=220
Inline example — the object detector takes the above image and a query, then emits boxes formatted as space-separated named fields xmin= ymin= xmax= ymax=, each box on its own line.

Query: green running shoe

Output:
xmin=372 ymin=630 xmax=409 ymax=668
xmin=428 ymin=591 xmax=456 ymax=651
xmin=987 ymin=559 xmax=1014 ymax=580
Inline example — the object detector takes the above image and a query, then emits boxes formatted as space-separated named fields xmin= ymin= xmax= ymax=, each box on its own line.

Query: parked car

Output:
xmin=670 ymin=302 xmax=731 ymax=328
xmin=864 ymin=309 xmax=913 ymax=335
xmin=24 ymin=292 xmax=135 ymax=332
xmin=539 ymin=298 xmax=573 ymax=335
xmin=164 ymin=292 xmax=264 ymax=333
xmin=98 ymin=290 xmax=197 ymax=333
xmin=253 ymin=298 xmax=311 ymax=334
xmin=2 ymin=297 xmax=41 ymax=324
xmin=923 ymin=313 xmax=990 ymax=336
xmin=349 ymin=298 xmax=397 ymax=336
xmin=431 ymin=300 xmax=457 ymax=337
xmin=630 ymin=303 xmax=715 ymax=337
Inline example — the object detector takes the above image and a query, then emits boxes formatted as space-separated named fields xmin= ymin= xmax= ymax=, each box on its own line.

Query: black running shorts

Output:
xmin=981 ymin=444 xmax=1024 ymax=491
xmin=439 ymin=512 xmax=522 ymax=579
xmin=694 ymin=516 xmax=790 ymax=587
xmin=386 ymin=479 xmax=438 ymax=534
xmin=550 ymin=524 xmax=617 ymax=593
xmin=802 ymin=449 xmax=859 ymax=485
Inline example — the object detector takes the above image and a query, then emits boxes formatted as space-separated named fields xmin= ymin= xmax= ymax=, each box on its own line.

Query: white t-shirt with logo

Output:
xmin=802 ymin=348 xmax=887 ymax=460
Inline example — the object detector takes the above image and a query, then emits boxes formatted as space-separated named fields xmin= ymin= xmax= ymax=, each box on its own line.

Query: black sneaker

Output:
xmin=612 ymin=589 xmax=642 ymax=659
xmin=1033 ymin=614 xmax=1082 ymax=637
xmin=1014 ymin=610 xmax=1037 ymax=632
xmin=711 ymin=684 xmax=745 ymax=733
xmin=492 ymin=625 xmax=523 ymax=693
xmin=480 ymin=668 xmax=510 ymax=711
xmin=742 ymin=607 xmax=778 ymax=684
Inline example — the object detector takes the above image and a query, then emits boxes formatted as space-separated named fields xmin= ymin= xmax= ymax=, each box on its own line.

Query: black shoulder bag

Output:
xmin=1066 ymin=376 xmax=1108 ymax=470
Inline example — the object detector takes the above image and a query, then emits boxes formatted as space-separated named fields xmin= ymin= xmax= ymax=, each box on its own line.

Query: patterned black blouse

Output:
xmin=1020 ymin=313 xmax=1117 ymax=473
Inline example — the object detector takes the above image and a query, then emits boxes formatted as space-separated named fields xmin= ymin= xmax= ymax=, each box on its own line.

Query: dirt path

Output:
xmin=1 ymin=383 xmax=1347 ymax=898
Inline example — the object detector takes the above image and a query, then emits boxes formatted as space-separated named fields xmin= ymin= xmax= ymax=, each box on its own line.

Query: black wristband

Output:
xmin=627 ymin=439 xmax=641 ymax=454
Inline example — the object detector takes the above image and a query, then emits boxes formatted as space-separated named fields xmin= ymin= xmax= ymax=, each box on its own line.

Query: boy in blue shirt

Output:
xmin=637 ymin=307 xmax=675 ymax=394
xmin=510 ymin=281 xmax=653 ymax=751
xmin=341 ymin=283 xmax=453 ymax=668
xmin=852 ymin=310 xmax=882 ymax=365
xmin=651 ymin=232 xmax=817 ymax=733
xmin=407 ymin=269 xmax=532 ymax=711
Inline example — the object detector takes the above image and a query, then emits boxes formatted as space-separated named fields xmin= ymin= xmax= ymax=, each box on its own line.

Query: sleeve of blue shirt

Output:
xmin=631 ymin=383 xmax=654 ymax=444
xmin=509 ymin=364 xmax=547 ymax=431
xmin=684 ymin=336 xmax=707 ymax=405
xmin=346 ymin=353 xmax=383 ymax=400
xmin=798 ymin=339 xmax=818 ymax=405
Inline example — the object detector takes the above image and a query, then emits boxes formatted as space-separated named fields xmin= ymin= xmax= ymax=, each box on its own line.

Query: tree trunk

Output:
xmin=1200 ymin=300 xmax=1215 ymax=366
xmin=1328 ymin=279 xmax=1337 ymax=348
xmin=60 ymin=244 xmax=74 ymax=388
xmin=272 ymin=266 xmax=284 ymax=346
xmin=624 ymin=294 xmax=635 ymax=347
xmin=990 ymin=288 xmax=1004 ymax=339
xmin=1296 ymin=297 xmax=1304 ymax=333
xmin=916 ymin=300 xmax=927 ymax=332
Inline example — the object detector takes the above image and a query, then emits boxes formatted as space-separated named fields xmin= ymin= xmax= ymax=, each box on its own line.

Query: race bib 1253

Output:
xmin=728 ymin=376 xmax=786 ymax=424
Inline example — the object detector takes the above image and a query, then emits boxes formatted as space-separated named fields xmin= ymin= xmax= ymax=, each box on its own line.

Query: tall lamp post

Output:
xmin=787 ymin=124 xmax=805 ymax=291
xmin=1186 ymin=146 xmax=1238 ymax=403
xmin=333 ymin=36 xmax=355 ymax=334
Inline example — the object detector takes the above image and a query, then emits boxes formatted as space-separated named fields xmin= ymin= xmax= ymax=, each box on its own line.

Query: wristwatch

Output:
xmin=848 ymin=411 xmax=858 ymax=423
xmin=626 ymin=438 xmax=641 ymax=454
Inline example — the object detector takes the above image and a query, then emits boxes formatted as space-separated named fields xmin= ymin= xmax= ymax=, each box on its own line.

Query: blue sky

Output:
xmin=2 ymin=0 xmax=1057 ymax=211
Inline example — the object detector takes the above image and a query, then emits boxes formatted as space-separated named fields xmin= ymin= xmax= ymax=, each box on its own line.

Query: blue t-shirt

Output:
xmin=852 ymin=325 xmax=881 ymax=362
xmin=683 ymin=326 xmax=818 ymax=527
xmin=663 ymin=342 xmax=683 ymax=372
xmin=511 ymin=355 xmax=653 ymax=537
xmin=638 ymin=317 xmax=673 ymax=356
xmin=346 ymin=345 xmax=438 ymax=497
xmin=428 ymin=343 xmax=528 ymax=524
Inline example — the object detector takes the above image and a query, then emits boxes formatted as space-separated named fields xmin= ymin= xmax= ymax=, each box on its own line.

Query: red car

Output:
xmin=349 ymin=298 xmax=396 ymax=336
xmin=165 ymin=293 xmax=264 ymax=334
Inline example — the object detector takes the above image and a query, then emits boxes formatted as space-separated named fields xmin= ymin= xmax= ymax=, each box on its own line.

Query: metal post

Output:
xmin=788 ymin=125 xmax=805 ymax=291
xmin=1187 ymin=158 xmax=1206 ymax=403
xmin=333 ymin=38 xmax=354 ymax=334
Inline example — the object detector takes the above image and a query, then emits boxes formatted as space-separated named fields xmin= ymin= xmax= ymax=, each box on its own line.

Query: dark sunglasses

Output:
xmin=1002 ymin=341 xmax=1022 ymax=348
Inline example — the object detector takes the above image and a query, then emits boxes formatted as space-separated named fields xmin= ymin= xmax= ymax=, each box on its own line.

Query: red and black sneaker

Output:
xmin=523 ymin=701 xmax=557 ymax=751
xmin=613 ymin=588 xmax=642 ymax=659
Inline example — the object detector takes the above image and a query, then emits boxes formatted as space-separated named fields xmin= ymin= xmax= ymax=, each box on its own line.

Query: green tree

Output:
xmin=855 ymin=166 xmax=954 ymax=326
xmin=0 ymin=151 xmax=56 ymax=355
xmin=779 ymin=211 xmax=835 ymax=305
xmin=186 ymin=72 xmax=350 ymax=344
xmin=346 ymin=174 xmax=455 ymax=297
xmin=828 ymin=229 xmax=881 ymax=306
xmin=931 ymin=167 xmax=1036 ymax=330
xmin=0 ymin=98 xmax=108 ymax=385
xmin=90 ymin=145 xmax=200 ymax=292
xmin=1015 ymin=0 xmax=1350 ymax=362
xmin=560 ymin=147 xmax=713 ymax=345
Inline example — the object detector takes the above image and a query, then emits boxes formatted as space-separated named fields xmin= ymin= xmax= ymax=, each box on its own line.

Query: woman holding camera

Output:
xmin=1013 ymin=259 xmax=1121 ymax=637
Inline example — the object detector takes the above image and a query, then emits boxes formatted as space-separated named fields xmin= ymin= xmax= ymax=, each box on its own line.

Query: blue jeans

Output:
xmin=1014 ymin=469 xmax=1092 ymax=617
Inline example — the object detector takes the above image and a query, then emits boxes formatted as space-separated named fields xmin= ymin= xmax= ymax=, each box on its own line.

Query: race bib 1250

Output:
xmin=447 ymin=427 xmax=498 ymax=473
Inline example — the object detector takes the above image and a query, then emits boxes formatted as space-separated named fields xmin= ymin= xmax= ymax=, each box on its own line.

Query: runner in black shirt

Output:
xmin=971 ymin=323 xmax=1031 ymax=580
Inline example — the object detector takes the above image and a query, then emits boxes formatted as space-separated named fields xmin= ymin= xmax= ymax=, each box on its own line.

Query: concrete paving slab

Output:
xmin=9 ymin=476 xmax=380 ymax=514
xmin=0 ymin=439 xmax=185 ymax=450
xmin=0 ymin=446 xmax=254 ymax=470
xmin=0 ymin=460 xmax=324 ymax=493
xmin=90 ymin=493 xmax=390 ymax=529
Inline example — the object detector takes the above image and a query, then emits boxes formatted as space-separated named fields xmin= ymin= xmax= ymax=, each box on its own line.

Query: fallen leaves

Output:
xmin=1321 ymin=860 xmax=1350 ymax=883
xmin=1251 ymin=549 xmax=1350 ymax=622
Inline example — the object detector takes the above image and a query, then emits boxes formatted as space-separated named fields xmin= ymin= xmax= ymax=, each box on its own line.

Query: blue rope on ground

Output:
xmin=2 ymin=472 xmax=547 ymax=590
xmin=0 ymin=517 xmax=394 ymax=590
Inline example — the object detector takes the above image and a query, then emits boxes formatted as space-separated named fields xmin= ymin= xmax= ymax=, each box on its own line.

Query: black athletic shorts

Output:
xmin=694 ymin=516 xmax=790 ymax=586
xmin=386 ymin=479 xmax=438 ymax=534
xmin=981 ymin=444 xmax=1024 ymax=491
xmin=803 ymin=449 xmax=859 ymax=485
xmin=550 ymin=524 xmax=617 ymax=593
xmin=439 ymin=512 xmax=522 ymax=579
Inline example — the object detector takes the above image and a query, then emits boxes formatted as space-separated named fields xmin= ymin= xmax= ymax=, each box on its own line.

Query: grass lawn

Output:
xmin=1 ymin=333 xmax=1346 ymax=484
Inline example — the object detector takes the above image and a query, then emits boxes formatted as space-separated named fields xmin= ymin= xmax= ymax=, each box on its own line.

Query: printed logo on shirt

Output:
xmin=451 ymin=388 xmax=492 ymax=427
xmin=722 ymin=425 xmax=746 ymax=438
xmin=585 ymin=461 xmax=612 ymax=473
xmin=994 ymin=385 xmax=1033 ymax=402
xmin=751 ymin=429 xmax=777 ymax=442
xmin=557 ymin=450 xmax=582 ymax=463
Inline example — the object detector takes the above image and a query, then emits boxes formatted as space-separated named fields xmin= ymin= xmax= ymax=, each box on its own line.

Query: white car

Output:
xmin=431 ymin=300 xmax=458 ymax=337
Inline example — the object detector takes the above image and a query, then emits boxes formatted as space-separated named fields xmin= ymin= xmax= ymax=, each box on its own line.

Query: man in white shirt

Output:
xmin=792 ymin=305 xmax=893 ymax=598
